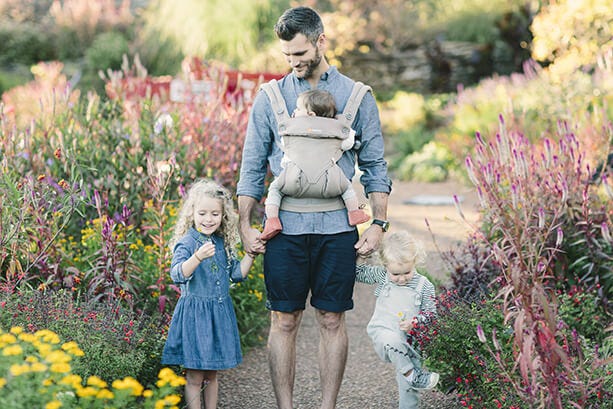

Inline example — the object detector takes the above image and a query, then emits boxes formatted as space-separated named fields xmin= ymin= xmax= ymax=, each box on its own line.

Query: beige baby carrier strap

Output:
xmin=260 ymin=79 xmax=372 ymax=212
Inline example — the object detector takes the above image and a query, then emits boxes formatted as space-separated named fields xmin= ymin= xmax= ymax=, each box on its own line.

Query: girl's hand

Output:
xmin=195 ymin=242 xmax=215 ymax=261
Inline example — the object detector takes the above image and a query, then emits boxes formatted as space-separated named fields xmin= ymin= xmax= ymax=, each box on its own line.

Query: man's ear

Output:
xmin=317 ymin=33 xmax=327 ymax=51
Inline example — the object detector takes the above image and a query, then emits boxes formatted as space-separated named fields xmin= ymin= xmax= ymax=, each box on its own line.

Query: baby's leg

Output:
xmin=262 ymin=179 xmax=284 ymax=240
xmin=341 ymin=186 xmax=370 ymax=225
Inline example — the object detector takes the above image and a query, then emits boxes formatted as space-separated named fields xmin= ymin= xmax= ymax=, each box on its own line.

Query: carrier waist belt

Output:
xmin=279 ymin=196 xmax=345 ymax=213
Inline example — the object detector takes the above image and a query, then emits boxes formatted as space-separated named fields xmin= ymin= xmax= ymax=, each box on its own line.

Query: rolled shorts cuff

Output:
xmin=266 ymin=299 xmax=306 ymax=313
xmin=310 ymin=297 xmax=354 ymax=313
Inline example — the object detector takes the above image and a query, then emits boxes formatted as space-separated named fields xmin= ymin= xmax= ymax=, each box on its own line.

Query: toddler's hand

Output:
xmin=399 ymin=319 xmax=412 ymax=332
xmin=195 ymin=242 xmax=216 ymax=261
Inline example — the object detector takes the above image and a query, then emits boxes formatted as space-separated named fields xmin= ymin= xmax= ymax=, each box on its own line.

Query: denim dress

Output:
xmin=161 ymin=228 xmax=244 ymax=370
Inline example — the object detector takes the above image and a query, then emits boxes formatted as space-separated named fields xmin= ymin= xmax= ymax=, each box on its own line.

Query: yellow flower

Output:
xmin=9 ymin=363 xmax=30 ymax=376
xmin=96 ymin=389 xmax=114 ymax=399
xmin=45 ymin=400 xmax=62 ymax=409
xmin=10 ymin=326 xmax=23 ymax=335
xmin=87 ymin=375 xmax=108 ymax=388
xmin=30 ymin=362 xmax=48 ymax=372
xmin=46 ymin=350 xmax=72 ymax=364
xmin=112 ymin=376 xmax=144 ymax=396
xmin=35 ymin=329 xmax=61 ymax=344
xmin=18 ymin=332 xmax=37 ymax=343
xmin=76 ymin=386 xmax=98 ymax=398
xmin=0 ymin=378 xmax=7 ymax=388
xmin=143 ymin=389 xmax=154 ymax=398
xmin=0 ymin=333 xmax=17 ymax=346
xmin=2 ymin=344 xmax=23 ymax=356
xmin=61 ymin=341 xmax=84 ymax=357
xmin=60 ymin=374 xmax=82 ymax=388
xmin=50 ymin=362 xmax=71 ymax=373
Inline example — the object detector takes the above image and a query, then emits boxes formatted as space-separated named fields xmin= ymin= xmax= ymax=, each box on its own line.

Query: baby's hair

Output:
xmin=170 ymin=179 xmax=239 ymax=257
xmin=299 ymin=89 xmax=337 ymax=118
xmin=379 ymin=230 xmax=426 ymax=268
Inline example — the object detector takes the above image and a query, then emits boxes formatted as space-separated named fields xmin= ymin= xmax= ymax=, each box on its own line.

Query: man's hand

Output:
xmin=238 ymin=195 xmax=266 ymax=256
xmin=240 ymin=226 xmax=266 ymax=256
xmin=354 ymin=224 xmax=384 ymax=256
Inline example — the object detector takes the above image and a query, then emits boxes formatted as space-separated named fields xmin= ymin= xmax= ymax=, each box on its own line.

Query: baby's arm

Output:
xmin=340 ymin=129 xmax=356 ymax=151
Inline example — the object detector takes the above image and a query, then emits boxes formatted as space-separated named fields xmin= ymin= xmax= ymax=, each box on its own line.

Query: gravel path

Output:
xmin=217 ymin=180 xmax=480 ymax=408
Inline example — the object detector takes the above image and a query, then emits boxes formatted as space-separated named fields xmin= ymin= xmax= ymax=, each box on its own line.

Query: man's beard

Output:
xmin=296 ymin=48 xmax=322 ymax=79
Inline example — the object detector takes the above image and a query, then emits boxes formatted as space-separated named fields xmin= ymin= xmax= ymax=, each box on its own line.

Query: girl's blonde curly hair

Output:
xmin=379 ymin=230 xmax=426 ymax=268
xmin=170 ymin=179 xmax=239 ymax=258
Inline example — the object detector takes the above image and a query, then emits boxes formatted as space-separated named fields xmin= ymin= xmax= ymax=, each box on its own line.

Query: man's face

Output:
xmin=280 ymin=33 xmax=324 ymax=80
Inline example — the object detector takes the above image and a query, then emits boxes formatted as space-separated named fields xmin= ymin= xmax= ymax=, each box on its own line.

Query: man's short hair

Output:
xmin=274 ymin=6 xmax=324 ymax=45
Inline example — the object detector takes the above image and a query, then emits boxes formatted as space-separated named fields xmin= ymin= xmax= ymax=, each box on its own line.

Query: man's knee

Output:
xmin=315 ymin=310 xmax=345 ymax=332
xmin=270 ymin=310 xmax=302 ymax=334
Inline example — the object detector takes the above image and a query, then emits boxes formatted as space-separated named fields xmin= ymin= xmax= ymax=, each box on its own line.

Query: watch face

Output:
xmin=373 ymin=219 xmax=389 ymax=231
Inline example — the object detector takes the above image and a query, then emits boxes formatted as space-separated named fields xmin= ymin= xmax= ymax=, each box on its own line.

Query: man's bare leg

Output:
xmin=316 ymin=310 xmax=348 ymax=409
xmin=268 ymin=310 xmax=303 ymax=409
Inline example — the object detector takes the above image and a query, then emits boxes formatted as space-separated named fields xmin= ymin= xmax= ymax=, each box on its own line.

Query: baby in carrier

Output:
xmin=261 ymin=88 xmax=370 ymax=240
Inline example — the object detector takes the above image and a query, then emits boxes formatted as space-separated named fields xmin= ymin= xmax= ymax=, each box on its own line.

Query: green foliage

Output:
xmin=420 ymin=293 xmax=521 ymax=407
xmin=85 ymin=31 xmax=130 ymax=72
xmin=0 ymin=289 xmax=167 ymax=387
xmin=139 ymin=0 xmax=289 ymax=70
xmin=0 ymin=324 xmax=185 ymax=409
xmin=0 ymin=20 xmax=57 ymax=65
xmin=396 ymin=141 xmax=454 ymax=182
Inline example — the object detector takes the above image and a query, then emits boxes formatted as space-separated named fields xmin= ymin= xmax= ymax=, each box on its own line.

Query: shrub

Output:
xmin=419 ymin=291 xmax=522 ymax=408
xmin=0 ymin=289 xmax=167 ymax=387
xmin=0 ymin=325 xmax=184 ymax=409
xmin=455 ymin=117 xmax=612 ymax=407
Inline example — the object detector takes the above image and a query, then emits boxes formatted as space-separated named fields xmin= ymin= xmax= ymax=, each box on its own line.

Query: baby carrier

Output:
xmin=260 ymin=79 xmax=372 ymax=212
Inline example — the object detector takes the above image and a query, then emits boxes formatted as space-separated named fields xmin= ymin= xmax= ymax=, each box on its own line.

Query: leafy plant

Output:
xmin=0 ymin=325 xmax=184 ymax=409
xmin=459 ymin=117 xmax=612 ymax=407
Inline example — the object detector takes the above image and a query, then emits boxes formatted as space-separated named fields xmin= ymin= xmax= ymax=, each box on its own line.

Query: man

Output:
xmin=237 ymin=6 xmax=392 ymax=409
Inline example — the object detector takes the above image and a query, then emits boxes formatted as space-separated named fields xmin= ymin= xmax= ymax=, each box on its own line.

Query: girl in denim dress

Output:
xmin=162 ymin=179 xmax=255 ymax=409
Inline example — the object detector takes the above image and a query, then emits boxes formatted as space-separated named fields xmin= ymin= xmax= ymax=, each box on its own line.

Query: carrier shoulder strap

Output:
xmin=259 ymin=79 xmax=290 ymax=129
xmin=338 ymin=81 xmax=372 ymax=128
xmin=260 ymin=79 xmax=372 ymax=131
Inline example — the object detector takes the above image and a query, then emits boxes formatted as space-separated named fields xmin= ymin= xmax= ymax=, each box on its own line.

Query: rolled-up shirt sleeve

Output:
xmin=169 ymin=242 xmax=193 ymax=284
xmin=354 ymin=92 xmax=392 ymax=196
xmin=237 ymin=91 xmax=275 ymax=201
xmin=229 ymin=257 xmax=245 ymax=283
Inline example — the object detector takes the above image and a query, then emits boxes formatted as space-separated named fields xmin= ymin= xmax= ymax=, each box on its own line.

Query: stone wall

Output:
xmin=339 ymin=40 xmax=499 ymax=95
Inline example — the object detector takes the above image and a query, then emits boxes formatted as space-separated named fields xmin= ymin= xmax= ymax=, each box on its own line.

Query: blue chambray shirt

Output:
xmin=237 ymin=66 xmax=392 ymax=235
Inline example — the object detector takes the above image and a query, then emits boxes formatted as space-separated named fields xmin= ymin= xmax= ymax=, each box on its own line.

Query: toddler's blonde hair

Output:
xmin=170 ymin=179 xmax=239 ymax=258
xmin=379 ymin=230 xmax=426 ymax=268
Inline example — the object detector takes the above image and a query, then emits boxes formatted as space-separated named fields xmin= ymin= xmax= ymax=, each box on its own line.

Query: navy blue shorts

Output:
xmin=263 ymin=230 xmax=358 ymax=313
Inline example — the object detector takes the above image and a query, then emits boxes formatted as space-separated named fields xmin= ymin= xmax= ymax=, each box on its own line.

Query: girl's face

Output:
xmin=193 ymin=196 xmax=223 ymax=236
xmin=386 ymin=260 xmax=415 ymax=286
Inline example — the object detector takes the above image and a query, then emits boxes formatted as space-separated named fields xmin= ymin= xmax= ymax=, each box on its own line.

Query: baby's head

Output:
xmin=379 ymin=230 xmax=426 ymax=286
xmin=294 ymin=89 xmax=337 ymax=118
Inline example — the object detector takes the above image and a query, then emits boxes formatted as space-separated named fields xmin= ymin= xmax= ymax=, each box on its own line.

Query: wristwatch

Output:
xmin=371 ymin=219 xmax=390 ymax=232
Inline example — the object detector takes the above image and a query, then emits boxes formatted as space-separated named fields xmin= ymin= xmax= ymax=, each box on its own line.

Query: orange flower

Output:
xmin=58 ymin=179 xmax=69 ymax=190
xmin=37 ymin=174 xmax=46 ymax=181
xmin=54 ymin=148 xmax=62 ymax=159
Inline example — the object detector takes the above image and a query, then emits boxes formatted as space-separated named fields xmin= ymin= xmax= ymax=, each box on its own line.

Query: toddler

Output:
xmin=356 ymin=230 xmax=439 ymax=409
